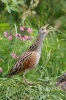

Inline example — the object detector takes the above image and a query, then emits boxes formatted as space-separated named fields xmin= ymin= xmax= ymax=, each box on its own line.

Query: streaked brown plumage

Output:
xmin=7 ymin=24 xmax=50 ymax=84
xmin=57 ymin=72 xmax=66 ymax=91
xmin=58 ymin=81 xmax=66 ymax=91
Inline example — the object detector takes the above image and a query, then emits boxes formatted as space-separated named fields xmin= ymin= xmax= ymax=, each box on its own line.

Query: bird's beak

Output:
xmin=44 ymin=24 xmax=52 ymax=33
xmin=44 ymin=24 xmax=49 ymax=29
xmin=47 ymin=30 xmax=52 ymax=32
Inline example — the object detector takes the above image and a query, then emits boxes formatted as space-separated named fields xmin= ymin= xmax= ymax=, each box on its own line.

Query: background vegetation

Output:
xmin=0 ymin=0 xmax=66 ymax=99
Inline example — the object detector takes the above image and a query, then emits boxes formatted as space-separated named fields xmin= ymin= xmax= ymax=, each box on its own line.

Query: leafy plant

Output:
xmin=0 ymin=0 xmax=66 ymax=99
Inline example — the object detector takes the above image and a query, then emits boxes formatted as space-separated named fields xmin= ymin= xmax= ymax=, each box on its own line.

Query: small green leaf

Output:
xmin=6 ymin=5 xmax=11 ymax=13
xmin=10 ymin=5 xmax=20 ymax=12
xmin=13 ymin=0 xmax=25 ymax=5
xmin=1 ymin=0 xmax=7 ymax=3
xmin=15 ymin=1 xmax=25 ymax=4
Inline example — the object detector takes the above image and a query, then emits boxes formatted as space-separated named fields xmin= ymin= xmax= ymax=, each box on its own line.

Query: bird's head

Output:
xmin=38 ymin=24 xmax=51 ymax=37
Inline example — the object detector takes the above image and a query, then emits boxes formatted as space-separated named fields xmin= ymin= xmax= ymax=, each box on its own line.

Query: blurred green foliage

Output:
xmin=0 ymin=0 xmax=66 ymax=29
xmin=0 ymin=0 xmax=66 ymax=99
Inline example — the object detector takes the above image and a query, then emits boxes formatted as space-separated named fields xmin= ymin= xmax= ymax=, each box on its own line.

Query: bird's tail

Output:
xmin=6 ymin=69 xmax=17 ymax=77
xmin=6 ymin=72 xmax=12 ymax=77
xmin=6 ymin=70 xmax=15 ymax=77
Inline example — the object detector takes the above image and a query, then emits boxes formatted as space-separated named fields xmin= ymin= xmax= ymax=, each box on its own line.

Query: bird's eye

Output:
xmin=42 ymin=28 xmax=43 ymax=30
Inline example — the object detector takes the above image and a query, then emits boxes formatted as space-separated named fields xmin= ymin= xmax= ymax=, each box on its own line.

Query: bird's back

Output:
xmin=7 ymin=50 xmax=39 ymax=76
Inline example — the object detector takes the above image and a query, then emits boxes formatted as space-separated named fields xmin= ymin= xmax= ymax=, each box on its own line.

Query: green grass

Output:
xmin=0 ymin=28 xmax=66 ymax=99
xmin=0 ymin=77 xmax=66 ymax=100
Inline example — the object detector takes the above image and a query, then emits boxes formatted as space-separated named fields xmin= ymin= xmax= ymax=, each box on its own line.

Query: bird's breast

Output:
xmin=35 ymin=52 xmax=40 ymax=66
xmin=29 ymin=52 xmax=40 ymax=69
xmin=22 ymin=51 xmax=40 ymax=71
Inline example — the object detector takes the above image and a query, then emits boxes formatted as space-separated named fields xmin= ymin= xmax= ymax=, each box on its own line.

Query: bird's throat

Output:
xmin=35 ymin=35 xmax=44 ymax=53
xmin=28 ymin=35 xmax=44 ymax=54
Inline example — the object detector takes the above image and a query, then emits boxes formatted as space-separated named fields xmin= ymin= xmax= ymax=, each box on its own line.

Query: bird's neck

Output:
xmin=28 ymin=35 xmax=44 ymax=53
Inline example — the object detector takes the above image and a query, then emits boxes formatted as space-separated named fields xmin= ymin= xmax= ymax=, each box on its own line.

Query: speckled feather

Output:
xmin=7 ymin=33 xmax=42 ymax=76
xmin=7 ymin=25 xmax=49 ymax=78
xmin=7 ymin=50 xmax=38 ymax=76
xmin=57 ymin=72 xmax=66 ymax=85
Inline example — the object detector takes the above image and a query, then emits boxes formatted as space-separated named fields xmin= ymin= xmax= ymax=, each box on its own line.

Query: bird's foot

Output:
xmin=22 ymin=74 xmax=41 ymax=85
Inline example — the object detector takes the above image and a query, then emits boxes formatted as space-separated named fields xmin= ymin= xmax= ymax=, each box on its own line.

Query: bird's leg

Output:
xmin=22 ymin=73 xmax=38 ymax=85
xmin=22 ymin=73 xmax=28 ymax=83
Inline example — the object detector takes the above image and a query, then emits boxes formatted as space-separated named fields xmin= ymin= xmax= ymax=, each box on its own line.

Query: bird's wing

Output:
xmin=7 ymin=51 xmax=36 ymax=76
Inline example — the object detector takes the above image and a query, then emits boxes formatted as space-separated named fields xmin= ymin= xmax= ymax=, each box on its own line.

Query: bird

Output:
xmin=57 ymin=72 xmax=66 ymax=91
xmin=57 ymin=81 xmax=66 ymax=91
xmin=7 ymin=24 xmax=51 ymax=84
xmin=57 ymin=72 xmax=66 ymax=86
